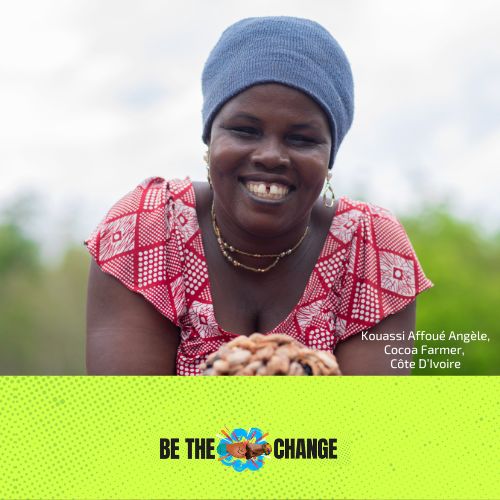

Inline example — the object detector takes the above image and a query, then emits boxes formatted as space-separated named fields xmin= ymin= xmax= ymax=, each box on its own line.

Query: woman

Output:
xmin=85 ymin=17 xmax=432 ymax=375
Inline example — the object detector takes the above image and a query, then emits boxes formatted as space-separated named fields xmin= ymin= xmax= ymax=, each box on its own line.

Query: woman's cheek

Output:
xmin=212 ymin=148 xmax=252 ymax=177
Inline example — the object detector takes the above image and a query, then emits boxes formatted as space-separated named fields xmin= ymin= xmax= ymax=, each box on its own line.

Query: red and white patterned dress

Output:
xmin=85 ymin=177 xmax=433 ymax=375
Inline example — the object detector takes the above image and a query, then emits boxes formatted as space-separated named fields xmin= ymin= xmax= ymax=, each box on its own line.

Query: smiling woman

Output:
xmin=84 ymin=16 xmax=433 ymax=375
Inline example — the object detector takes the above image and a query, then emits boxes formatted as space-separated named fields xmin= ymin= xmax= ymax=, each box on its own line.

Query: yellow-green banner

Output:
xmin=0 ymin=377 xmax=498 ymax=499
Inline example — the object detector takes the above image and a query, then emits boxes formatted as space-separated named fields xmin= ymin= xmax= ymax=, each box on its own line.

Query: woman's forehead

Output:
xmin=216 ymin=83 xmax=330 ymax=128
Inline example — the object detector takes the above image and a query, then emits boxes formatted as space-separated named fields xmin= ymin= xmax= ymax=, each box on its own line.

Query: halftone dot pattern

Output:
xmin=0 ymin=377 xmax=498 ymax=500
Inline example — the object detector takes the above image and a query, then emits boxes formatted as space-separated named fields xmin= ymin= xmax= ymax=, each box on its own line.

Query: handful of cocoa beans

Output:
xmin=199 ymin=333 xmax=341 ymax=376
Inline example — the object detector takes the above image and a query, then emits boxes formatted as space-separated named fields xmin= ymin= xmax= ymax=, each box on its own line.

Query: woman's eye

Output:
xmin=288 ymin=135 xmax=317 ymax=145
xmin=230 ymin=126 xmax=259 ymax=136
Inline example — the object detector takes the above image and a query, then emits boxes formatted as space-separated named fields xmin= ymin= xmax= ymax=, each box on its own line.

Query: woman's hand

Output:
xmin=334 ymin=301 xmax=416 ymax=375
xmin=86 ymin=260 xmax=180 ymax=375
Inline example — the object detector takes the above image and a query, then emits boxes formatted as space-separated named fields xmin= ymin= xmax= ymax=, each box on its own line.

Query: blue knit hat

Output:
xmin=202 ymin=16 xmax=354 ymax=168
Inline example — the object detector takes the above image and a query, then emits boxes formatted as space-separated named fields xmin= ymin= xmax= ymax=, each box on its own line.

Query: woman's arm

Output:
xmin=86 ymin=260 xmax=180 ymax=375
xmin=334 ymin=301 xmax=416 ymax=375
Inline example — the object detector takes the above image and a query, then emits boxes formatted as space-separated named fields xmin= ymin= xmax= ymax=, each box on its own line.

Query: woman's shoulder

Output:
xmin=102 ymin=177 xmax=196 ymax=221
xmin=327 ymin=196 xmax=413 ymax=256
xmin=309 ymin=196 xmax=402 ymax=254
xmin=337 ymin=196 xmax=397 ymax=221
xmin=313 ymin=195 xmax=398 ymax=236
xmin=85 ymin=177 xmax=198 ymax=259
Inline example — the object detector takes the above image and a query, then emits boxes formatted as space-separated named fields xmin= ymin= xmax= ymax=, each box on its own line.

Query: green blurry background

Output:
xmin=0 ymin=197 xmax=498 ymax=375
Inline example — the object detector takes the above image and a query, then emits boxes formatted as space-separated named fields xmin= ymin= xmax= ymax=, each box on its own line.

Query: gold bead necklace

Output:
xmin=211 ymin=201 xmax=309 ymax=273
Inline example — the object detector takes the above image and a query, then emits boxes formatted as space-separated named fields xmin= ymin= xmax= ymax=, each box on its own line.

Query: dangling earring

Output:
xmin=204 ymin=149 xmax=213 ymax=189
xmin=322 ymin=172 xmax=335 ymax=208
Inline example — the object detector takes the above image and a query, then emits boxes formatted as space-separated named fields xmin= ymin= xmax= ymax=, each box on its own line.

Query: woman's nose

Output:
xmin=250 ymin=137 xmax=291 ymax=168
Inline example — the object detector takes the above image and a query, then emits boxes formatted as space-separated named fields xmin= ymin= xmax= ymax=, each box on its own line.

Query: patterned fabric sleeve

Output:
xmin=84 ymin=177 xmax=186 ymax=326
xmin=335 ymin=203 xmax=433 ymax=342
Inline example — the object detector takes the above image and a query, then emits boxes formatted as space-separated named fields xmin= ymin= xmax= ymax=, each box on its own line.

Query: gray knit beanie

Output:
xmin=201 ymin=16 xmax=354 ymax=168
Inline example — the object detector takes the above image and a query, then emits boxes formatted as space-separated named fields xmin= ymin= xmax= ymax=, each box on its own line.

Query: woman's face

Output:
xmin=208 ymin=84 xmax=331 ymax=238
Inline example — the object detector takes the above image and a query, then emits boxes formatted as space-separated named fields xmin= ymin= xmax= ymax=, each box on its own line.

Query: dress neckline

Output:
xmin=187 ymin=179 xmax=343 ymax=337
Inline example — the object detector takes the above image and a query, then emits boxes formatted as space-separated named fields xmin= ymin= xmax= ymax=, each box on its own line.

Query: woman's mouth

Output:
xmin=243 ymin=181 xmax=290 ymax=201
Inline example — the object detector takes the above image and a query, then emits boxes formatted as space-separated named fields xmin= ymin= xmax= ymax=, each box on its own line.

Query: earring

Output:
xmin=204 ymin=149 xmax=213 ymax=189
xmin=322 ymin=172 xmax=335 ymax=208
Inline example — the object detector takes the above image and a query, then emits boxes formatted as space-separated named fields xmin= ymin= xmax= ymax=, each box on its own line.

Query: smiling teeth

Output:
xmin=245 ymin=181 xmax=290 ymax=200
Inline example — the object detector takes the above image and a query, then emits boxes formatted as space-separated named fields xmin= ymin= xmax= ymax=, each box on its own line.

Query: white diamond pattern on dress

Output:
xmin=138 ymin=246 xmax=165 ymax=287
xmin=379 ymin=251 xmax=416 ymax=297
xmin=173 ymin=203 xmax=199 ymax=242
xmin=351 ymin=282 xmax=381 ymax=323
xmin=366 ymin=202 xmax=397 ymax=221
xmin=143 ymin=186 xmax=165 ymax=210
xmin=184 ymin=251 xmax=208 ymax=296
xmin=296 ymin=300 xmax=324 ymax=331
xmin=99 ymin=214 xmax=137 ymax=261
xmin=331 ymin=212 xmax=360 ymax=243
xmin=317 ymin=251 xmax=346 ymax=289
xmin=187 ymin=300 xmax=217 ymax=339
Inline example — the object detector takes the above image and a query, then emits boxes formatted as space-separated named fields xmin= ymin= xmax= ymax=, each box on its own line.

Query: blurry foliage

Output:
xmin=0 ymin=201 xmax=87 ymax=374
xmin=402 ymin=207 xmax=500 ymax=374
xmin=0 ymin=222 xmax=41 ymax=279
xmin=0 ymin=198 xmax=498 ymax=374
xmin=0 ymin=195 xmax=41 ymax=279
